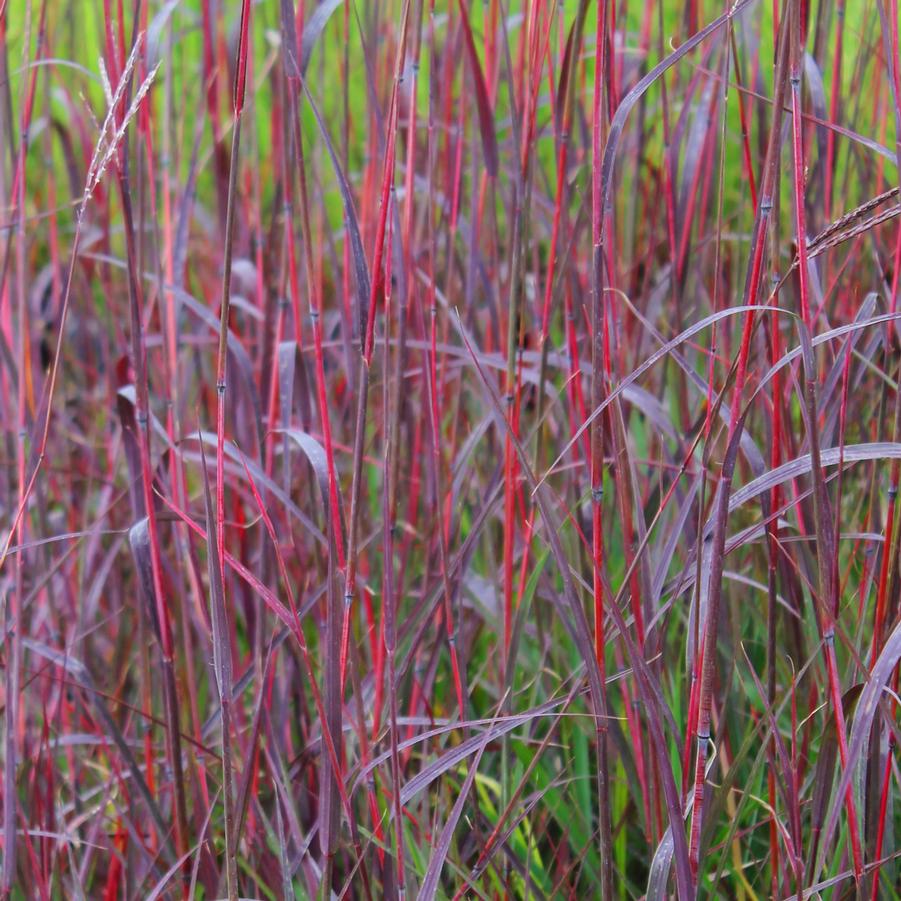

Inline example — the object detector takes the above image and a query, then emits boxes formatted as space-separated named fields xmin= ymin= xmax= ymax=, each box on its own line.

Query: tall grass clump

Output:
xmin=2 ymin=0 xmax=901 ymax=897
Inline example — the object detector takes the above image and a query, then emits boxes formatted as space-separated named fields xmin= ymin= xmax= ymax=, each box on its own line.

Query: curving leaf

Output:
xmin=456 ymin=0 xmax=499 ymax=176
xmin=300 ymin=0 xmax=343 ymax=77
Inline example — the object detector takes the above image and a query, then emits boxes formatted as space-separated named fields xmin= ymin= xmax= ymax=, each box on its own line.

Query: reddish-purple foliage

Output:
xmin=0 ymin=0 xmax=900 ymax=898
